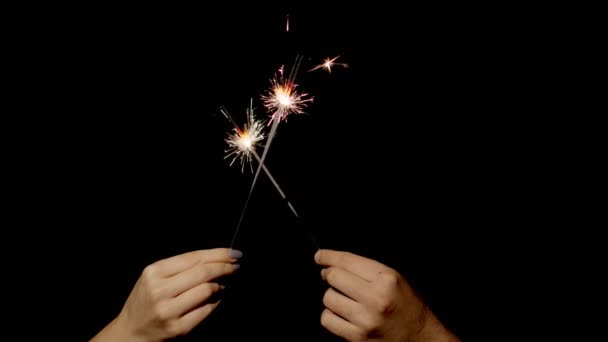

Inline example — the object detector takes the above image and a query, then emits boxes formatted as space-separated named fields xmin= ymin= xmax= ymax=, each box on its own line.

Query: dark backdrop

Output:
xmin=20 ymin=3 xmax=527 ymax=341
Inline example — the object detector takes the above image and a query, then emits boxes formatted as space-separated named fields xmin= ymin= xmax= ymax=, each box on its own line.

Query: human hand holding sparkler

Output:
xmin=315 ymin=249 xmax=461 ymax=342
xmin=90 ymin=248 xmax=242 ymax=342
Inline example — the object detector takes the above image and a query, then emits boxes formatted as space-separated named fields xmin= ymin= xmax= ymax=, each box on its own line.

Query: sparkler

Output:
xmin=222 ymin=103 xmax=320 ymax=251
xmin=215 ymin=14 xmax=353 ymax=254
xmin=308 ymin=55 xmax=349 ymax=73
xmin=226 ymin=55 xmax=316 ymax=249
xmin=222 ymin=105 xmax=300 ymax=218
xmin=254 ymin=54 xmax=307 ymax=198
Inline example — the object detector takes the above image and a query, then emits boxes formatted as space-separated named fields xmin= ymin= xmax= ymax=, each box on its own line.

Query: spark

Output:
xmin=256 ymin=55 xmax=306 ymax=193
xmin=286 ymin=14 xmax=290 ymax=32
xmin=261 ymin=70 xmax=313 ymax=123
xmin=223 ymin=104 xmax=265 ymax=173
xmin=308 ymin=55 xmax=349 ymax=73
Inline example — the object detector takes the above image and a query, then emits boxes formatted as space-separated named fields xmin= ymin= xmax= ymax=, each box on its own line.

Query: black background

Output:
xmin=14 ymin=3 xmax=536 ymax=341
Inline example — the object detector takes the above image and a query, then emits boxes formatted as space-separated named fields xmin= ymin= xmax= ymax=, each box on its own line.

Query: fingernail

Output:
xmin=233 ymin=263 xmax=240 ymax=270
xmin=321 ymin=269 xmax=326 ymax=280
xmin=229 ymin=249 xmax=243 ymax=259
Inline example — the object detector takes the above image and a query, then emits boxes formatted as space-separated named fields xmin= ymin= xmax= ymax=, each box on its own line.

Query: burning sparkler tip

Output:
xmin=223 ymin=105 xmax=266 ymax=173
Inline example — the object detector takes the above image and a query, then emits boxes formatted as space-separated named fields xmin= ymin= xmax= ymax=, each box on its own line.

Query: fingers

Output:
xmin=322 ymin=287 xmax=368 ymax=327
xmin=321 ymin=266 xmax=373 ymax=303
xmin=167 ymin=301 xmax=222 ymax=337
xmin=181 ymin=301 xmax=221 ymax=332
xmin=167 ymin=262 xmax=238 ymax=297
xmin=315 ymin=249 xmax=390 ymax=282
xmin=320 ymin=308 xmax=366 ymax=341
xmin=169 ymin=282 xmax=223 ymax=317
xmin=152 ymin=248 xmax=240 ymax=278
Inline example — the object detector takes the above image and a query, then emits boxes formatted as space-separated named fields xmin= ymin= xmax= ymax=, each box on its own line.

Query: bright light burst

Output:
xmin=261 ymin=72 xmax=313 ymax=123
xmin=224 ymin=107 xmax=265 ymax=173
xmin=308 ymin=55 xmax=348 ymax=73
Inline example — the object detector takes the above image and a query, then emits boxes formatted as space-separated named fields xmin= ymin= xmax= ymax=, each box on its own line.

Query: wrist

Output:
xmin=91 ymin=312 xmax=155 ymax=342
xmin=411 ymin=307 xmax=461 ymax=342
xmin=112 ymin=311 xmax=160 ymax=342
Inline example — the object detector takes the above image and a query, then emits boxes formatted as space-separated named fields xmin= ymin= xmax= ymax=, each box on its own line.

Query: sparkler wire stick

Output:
xmin=248 ymin=148 xmax=321 ymax=251
xmin=250 ymin=149 xmax=299 ymax=218
xmin=249 ymin=146 xmax=321 ymax=251
xmin=227 ymin=56 xmax=305 ymax=249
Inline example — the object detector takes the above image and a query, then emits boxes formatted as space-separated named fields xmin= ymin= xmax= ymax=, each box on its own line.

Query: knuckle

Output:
xmin=322 ymin=289 xmax=332 ymax=307
xmin=351 ymin=328 xmax=369 ymax=342
xmin=374 ymin=270 xmax=401 ymax=300
xmin=324 ymin=267 xmax=337 ymax=283
xmin=153 ymin=303 xmax=171 ymax=321
xmin=378 ymin=269 xmax=400 ymax=287
xmin=149 ymin=285 xmax=165 ymax=301
xmin=360 ymin=313 xmax=383 ymax=333
xmin=374 ymin=295 xmax=396 ymax=315
xmin=142 ymin=264 xmax=158 ymax=280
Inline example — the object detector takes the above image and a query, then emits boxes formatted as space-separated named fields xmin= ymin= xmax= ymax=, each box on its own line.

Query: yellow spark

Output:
xmin=261 ymin=74 xmax=312 ymax=123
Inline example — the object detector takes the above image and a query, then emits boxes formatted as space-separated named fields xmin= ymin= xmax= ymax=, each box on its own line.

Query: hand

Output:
xmin=315 ymin=249 xmax=459 ymax=342
xmin=91 ymin=248 xmax=242 ymax=342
